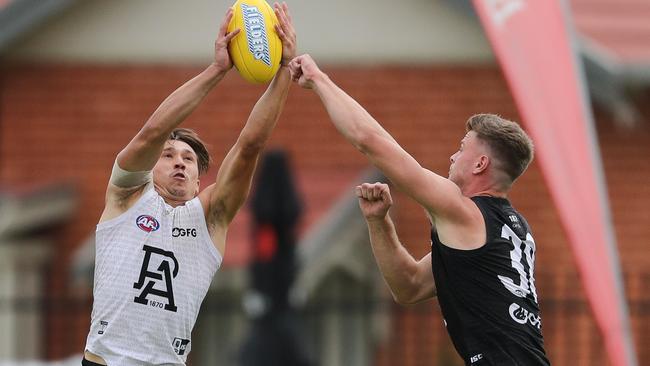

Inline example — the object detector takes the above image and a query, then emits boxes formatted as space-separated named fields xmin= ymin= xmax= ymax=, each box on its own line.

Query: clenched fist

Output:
xmin=355 ymin=182 xmax=393 ymax=221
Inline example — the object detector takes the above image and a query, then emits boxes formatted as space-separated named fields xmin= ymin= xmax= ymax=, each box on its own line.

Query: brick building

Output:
xmin=0 ymin=0 xmax=648 ymax=365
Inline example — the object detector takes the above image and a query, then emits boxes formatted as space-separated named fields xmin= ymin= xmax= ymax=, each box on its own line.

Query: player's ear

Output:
xmin=473 ymin=155 xmax=490 ymax=174
xmin=195 ymin=179 xmax=200 ymax=196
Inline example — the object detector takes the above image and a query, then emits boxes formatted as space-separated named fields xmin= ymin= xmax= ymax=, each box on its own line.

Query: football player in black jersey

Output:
xmin=289 ymin=54 xmax=550 ymax=365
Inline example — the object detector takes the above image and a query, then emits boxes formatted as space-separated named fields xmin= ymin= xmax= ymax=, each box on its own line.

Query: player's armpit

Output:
xmin=99 ymin=183 xmax=149 ymax=224
xmin=105 ymin=160 xmax=153 ymax=207
xmin=99 ymin=161 xmax=153 ymax=223
xmin=197 ymin=183 xmax=230 ymax=255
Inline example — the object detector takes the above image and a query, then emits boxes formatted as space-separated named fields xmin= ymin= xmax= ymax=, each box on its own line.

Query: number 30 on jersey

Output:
xmin=498 ymin=224 xmax=539 ymax=303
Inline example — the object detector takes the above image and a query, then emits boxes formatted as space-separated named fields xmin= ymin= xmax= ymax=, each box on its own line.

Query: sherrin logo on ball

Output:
xmin=228 ymin=0 xmax=282 ymax=84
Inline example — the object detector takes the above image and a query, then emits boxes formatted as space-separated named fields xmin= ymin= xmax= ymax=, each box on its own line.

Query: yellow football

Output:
xmin=227 ymin=0 xmax=282 ymax=84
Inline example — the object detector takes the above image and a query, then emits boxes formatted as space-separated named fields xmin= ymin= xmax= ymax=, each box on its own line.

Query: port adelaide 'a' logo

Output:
xmin=136 ymin=214 xmax=160 ymax=233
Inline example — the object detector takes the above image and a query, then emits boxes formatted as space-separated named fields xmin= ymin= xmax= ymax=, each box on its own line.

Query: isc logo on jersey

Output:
xmin=136 ymin=215 xmax=160 ymax=233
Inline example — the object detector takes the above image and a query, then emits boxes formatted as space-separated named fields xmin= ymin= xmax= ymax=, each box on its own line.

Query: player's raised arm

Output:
xmin=288 ymin=55 xmax=477 ymax=227
xmin=99 ymin=10 xmax=240 ymax=225
xmin=199 ymin=2 xmax=296 ymax=253
xmin=115 ymin=9 xmax=239 ymax=175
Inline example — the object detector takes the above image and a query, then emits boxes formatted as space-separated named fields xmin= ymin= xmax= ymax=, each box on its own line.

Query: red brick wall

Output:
xmin=1 ymin=64 xmax=648 ymax=364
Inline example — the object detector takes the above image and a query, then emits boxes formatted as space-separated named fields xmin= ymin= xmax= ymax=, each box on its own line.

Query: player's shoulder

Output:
xmin=100 ymin=183 xmax=152 ymax=223
xmin=431 ymin=195 xmax=486 ymax=249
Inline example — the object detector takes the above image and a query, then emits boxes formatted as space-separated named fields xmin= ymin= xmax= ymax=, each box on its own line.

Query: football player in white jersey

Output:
xmin=83 ymin=3 xmax=296 ymax=365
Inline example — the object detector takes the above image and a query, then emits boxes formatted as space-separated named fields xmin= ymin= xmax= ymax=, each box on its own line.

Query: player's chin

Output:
xmin=448 ymin=173 xmax=459 ymax=185
xmin=168 ymin=185 xmax=191 ymax=198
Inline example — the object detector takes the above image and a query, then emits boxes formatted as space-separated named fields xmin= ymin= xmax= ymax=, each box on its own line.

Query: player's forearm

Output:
xmin=144 ymin=63 xmax=228 ymax=140
xmin=312 ymin=75 xmax=424 ymax=197
xmin=236 ymin=66 xmax=291 ymax=156
xmin=312 ymin=74 xmax=396 ymax=152
xmin=118 ymin=64 xmax=228 ymax=171
xmin=205 ymin=69 xmax=291 ymax=228
xmin=366 ymin=215 xmax=424 ymax=305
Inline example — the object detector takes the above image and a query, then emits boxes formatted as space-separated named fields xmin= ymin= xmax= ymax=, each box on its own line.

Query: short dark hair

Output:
xmin=466 ymin=114 xmax=534 ymax=184
xmin=169 ymin=128 xmax=211 ymax=175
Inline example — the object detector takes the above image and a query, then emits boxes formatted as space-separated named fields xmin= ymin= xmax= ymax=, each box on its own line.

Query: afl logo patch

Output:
xmin=136 ymin=215 xmax=160 ymax=233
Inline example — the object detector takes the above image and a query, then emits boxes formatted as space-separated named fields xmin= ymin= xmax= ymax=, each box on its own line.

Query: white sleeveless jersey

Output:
xmin=85 ymin=187 xmax=222 ymax=365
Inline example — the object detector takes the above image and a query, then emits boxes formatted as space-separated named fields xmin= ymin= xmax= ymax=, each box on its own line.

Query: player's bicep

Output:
xmin=397 ymin=253 xmax=436 ymax=304
xmin=200 ymin=144 xmax=258 ymax=227
xmin=414 ymin=253 xmax=436 ymax=300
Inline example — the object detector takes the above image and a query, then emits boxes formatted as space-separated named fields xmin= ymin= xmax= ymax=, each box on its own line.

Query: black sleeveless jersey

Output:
xmin=430 ymin=196 xmax=550 ymax=366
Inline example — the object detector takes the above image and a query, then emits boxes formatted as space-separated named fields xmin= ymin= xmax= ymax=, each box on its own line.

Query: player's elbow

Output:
xmin=353 ymin=129 xmax=380 ymax=156
xmin=391 ymin=276 xmax=436 ymax=305
xmin=392 ymin=289 xmax=425 ymax=306
xmin=136 ymin=123 xmax=171 ymax=146
xmin=391 ymin=292 xmax=414 ymax=306
xmin=236 ymin=136 xmax=266 ymax=160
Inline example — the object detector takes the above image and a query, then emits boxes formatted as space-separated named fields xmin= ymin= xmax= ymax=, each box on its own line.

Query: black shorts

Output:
xmin=82 ymin=358 xmax=104 ymax=366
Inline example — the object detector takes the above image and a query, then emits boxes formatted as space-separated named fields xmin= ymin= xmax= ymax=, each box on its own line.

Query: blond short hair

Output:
xmin=466 ymin=114 xmax=534 ymax=184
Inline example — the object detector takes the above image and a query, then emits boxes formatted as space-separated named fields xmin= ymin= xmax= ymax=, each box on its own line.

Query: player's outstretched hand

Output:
xmin=214 ymin=8 xmax=241 ymax=72
xmin=356 ymin=182 xmax=393 ymax=221
xmin=274 ymin=2 xmax=297 ymax=65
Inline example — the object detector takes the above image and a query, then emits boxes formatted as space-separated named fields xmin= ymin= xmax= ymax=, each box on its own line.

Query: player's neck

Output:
xmin=164 ymin=198 xmax=188 ymax=208
xmin=154 ymin=185 xmax=190 ymax=207
xmin=472 ymin=189 xmax=508 ymax=199
xmin=461 ymin=178 xmax=508 ymax=199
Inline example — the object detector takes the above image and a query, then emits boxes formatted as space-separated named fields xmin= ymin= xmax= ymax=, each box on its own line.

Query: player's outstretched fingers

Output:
xmin=218 ymin=8 xmax=234 ymax=37
xmin=224 ymin=28 xmax=240 ymax=43
xmin=275 ymin=23 xmax=287 ymax=41
xmin=274 ymin=2 xmax=290 ymax=29
xmin=275 ymin=7 xmax=296 ymax=62
xmin=282 ymin=1 xmax=292 ymax=23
